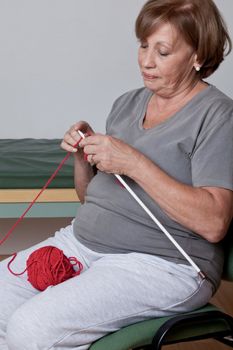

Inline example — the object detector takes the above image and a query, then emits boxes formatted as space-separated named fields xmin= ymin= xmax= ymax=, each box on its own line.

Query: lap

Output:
xmin=7 ymin=253 xmax=212 ymax=346
xmin=0 ymin=223 xmax=213 ymax=349
xmin=0 ymin=222 xmax=88 ymax=322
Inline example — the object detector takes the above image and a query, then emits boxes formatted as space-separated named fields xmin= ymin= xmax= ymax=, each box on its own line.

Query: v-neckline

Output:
xmin=138 ymin=84 xmax=212 ymax=132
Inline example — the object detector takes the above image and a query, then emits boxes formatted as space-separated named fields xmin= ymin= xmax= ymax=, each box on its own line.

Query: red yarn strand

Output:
xmin=0 ymin=140 xmax=84 ymax=291
xmin=7 ymin=253 xmax=27 ymax=276
xmin=1 ymin=151 xmax=73 ymax=246
xmin=0 ymin=139 xmax=81 ymax=247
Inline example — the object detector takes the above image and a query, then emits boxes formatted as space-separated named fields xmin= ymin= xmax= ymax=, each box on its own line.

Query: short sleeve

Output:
xmin=105 ymin=99 xmax=118 ymax=134
xmin=191 ymin=117 xmax=233 ymax=190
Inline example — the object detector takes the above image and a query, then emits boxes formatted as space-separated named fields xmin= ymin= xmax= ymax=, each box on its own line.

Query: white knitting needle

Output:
xmin=77 ymin=130 xmax=205 ymax=279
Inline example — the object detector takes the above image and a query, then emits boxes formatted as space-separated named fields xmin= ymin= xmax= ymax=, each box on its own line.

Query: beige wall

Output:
xmin=0 ymin=0 xmax=232 ymax=139
xmin=0 ymin=218 xmax=72 ymax=254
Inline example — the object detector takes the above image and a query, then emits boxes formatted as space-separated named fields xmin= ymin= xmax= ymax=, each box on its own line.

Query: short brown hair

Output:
xmin=135 ymin=0 xmax=232 ymax=78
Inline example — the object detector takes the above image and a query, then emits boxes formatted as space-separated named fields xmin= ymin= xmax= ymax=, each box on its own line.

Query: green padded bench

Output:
xmin=0 ymin=139 xmax=80 ymax=218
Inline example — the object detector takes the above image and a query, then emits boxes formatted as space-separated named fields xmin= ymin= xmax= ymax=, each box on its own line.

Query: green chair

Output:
xmin=89 ymin=222 xmax=233 ymax=350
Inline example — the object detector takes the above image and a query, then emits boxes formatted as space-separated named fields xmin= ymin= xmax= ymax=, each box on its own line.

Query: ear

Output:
xmin=193 ymin=54 xmax=201 ymax=71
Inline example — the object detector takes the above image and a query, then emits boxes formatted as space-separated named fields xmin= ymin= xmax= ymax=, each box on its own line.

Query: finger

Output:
xmin=87 ymin=154 xmax=95 ymax=166
xmin=68 ymin=126 xmax=83 ymax=145
xmin=66 ymin=124 xmax=85 ymax=144
xmin=72 ymin=121 xmax=88 ymax=132
xmin=82 ymin=144 xmax=98 ymax=155
xmin=87 ymin=154 xmax=93 ymax=163
xmin=73 ymin=121 xmax=95 ymax=137
xmin=63 ymin=126 xmax=83 ymax=148
xmin=79 ymin=133 xmax=103 ymax=147
xmin=64 ymin=132 xmax=80 ymax=149
xmin=60 ymin=139 xmax=78 ymax=153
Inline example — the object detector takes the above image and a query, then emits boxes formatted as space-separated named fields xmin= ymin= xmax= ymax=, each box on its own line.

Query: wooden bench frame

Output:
xmin=0 ymin=188 xmax=80 ymax=218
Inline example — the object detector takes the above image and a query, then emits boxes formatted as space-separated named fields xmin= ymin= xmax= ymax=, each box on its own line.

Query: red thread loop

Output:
xmin=7 ymin=246 xmax=83 ymax=291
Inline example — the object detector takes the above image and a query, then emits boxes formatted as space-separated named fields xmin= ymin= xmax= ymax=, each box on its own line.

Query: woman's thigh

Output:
xmin=0 ymin=221 xmax=95 ymax=345
xmin=6 ymin=252 xmax=213 ymax=350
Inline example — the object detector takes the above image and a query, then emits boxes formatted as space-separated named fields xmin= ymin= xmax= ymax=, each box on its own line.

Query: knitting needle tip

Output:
xmin=77 ymin=130 xmax=85 ymax=139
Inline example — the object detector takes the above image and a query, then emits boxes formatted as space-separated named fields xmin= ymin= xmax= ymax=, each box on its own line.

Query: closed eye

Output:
xmin=159 ymin=51 xmax=170 ymax=56
xmin=139 ymin=40 xmax=148 ymax=49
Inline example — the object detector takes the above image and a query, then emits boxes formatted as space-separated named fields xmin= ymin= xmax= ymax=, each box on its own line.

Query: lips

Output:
xmin=142 ymin=72 xmax=158 ymax=80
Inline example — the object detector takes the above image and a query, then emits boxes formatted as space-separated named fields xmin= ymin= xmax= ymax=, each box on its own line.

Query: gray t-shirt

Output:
xmin=74 ymin=85 xmax=233 ymax=291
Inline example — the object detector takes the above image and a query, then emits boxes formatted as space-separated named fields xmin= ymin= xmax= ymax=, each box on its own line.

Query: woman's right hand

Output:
xmin=61 ymin=121 xmax=95 ymax=202
xmin=60 ymin=121 xmax=94 ymax=155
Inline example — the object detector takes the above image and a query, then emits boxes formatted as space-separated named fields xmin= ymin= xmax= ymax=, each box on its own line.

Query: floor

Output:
xmin=0 ymin=255 xmax=232 ymax=349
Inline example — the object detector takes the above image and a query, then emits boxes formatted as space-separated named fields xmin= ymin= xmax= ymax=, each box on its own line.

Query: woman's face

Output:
xmin=138 ymin=22 xmax=198 ymax=97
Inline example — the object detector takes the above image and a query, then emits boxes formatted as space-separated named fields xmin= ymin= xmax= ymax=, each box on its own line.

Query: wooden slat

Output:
xmin=0 ymin=202 xmax=79 ymax=218
xmin=0 ymin=188 xmax=79 ymax=203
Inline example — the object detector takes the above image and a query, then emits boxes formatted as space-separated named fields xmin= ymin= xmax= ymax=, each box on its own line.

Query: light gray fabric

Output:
xmin=74 ymin=85 xmax=233 ymax=291
xmin=0 ymin=223 xmax=213 ymax=350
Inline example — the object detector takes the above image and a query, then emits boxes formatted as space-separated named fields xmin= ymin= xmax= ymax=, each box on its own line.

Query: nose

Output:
xmin=141 ymin=48 xmax=156 ymax=69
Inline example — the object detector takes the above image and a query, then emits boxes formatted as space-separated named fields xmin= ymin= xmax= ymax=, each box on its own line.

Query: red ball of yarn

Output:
xmin=27 ymin=246 xmax=83 ymax=291
xmin=8 ymin=246 xmax=83 ymax=291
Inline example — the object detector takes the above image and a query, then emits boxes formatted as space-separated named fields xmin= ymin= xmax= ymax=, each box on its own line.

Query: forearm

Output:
xmin=79 ymin=133 xmax=232 ymax=240
xmin=73 ymin=154 xmax=95 ymax=204
xmin=128 ymin=153 xmax=232 ymax=242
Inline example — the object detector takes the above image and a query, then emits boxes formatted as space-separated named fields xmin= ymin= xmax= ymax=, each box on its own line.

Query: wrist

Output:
xmin=125 ymin=149 xmax=145 ymax=179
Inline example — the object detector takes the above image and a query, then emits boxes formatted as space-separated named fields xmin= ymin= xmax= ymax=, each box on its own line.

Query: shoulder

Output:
xmin=111 ymin=87 xmax=150 ymax=109
xmin=204 ymin=85 xmax=233 ymax=115
xmin=192 ymin=86 xmax=233 ymax=153
xmin=198 ymin=85 xmax=233 ymax=131
xmin=106 ymin=87 xmax=151 ymax=131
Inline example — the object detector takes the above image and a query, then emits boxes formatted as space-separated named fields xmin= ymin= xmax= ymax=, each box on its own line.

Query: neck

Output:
xmin=153 ymin=79 xmax=207 ymax=111
xmin=143 ymin=79 xmax=208 ymax=129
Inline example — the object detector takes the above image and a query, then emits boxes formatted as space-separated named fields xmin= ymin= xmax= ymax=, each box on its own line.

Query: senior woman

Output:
xmin=1 ymin=0 xmax=233 ymax=349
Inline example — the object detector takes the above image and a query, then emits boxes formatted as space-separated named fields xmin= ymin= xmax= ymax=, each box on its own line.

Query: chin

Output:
xmin=143 ymin=81 xmax=161 ymax=93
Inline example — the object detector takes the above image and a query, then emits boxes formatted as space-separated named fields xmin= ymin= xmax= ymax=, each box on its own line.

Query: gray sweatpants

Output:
xmin=0 ymin=222 xmax=213 ymax=350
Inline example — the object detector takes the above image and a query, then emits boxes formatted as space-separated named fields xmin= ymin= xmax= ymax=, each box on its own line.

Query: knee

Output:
xmin=6 ymin=307 xmax=40 ymax=350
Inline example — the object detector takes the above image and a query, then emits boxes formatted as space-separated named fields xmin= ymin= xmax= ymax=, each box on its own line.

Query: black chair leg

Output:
xmin=151 ymin=311 xmax=233 ymax=350
xmin=215 ymin=335 xmax=233 ymax=347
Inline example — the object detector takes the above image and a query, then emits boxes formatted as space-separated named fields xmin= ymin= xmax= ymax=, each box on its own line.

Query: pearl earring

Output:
xmin=195 ymin=66 xmax=201 ymax=72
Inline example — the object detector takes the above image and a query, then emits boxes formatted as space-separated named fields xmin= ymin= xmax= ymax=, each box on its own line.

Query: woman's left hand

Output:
xmin=79 ymin=134 xmax=139 ymax=175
